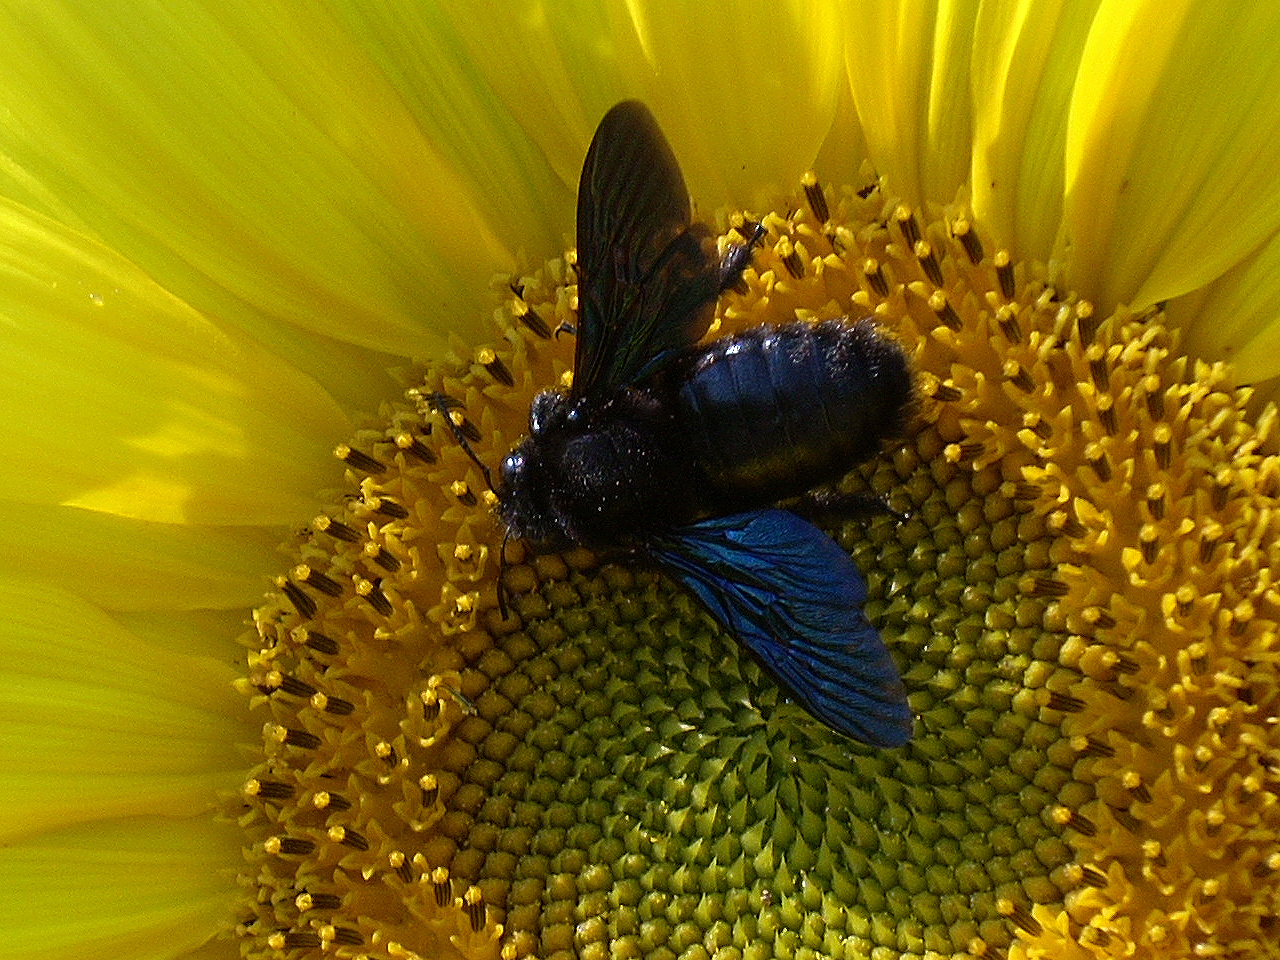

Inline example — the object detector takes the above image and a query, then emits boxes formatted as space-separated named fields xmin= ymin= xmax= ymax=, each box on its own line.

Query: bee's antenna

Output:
xmin=419 ymin=392 xmax=494 ymax=492
xmin=496 ymin=530 xmax=512 ymax=621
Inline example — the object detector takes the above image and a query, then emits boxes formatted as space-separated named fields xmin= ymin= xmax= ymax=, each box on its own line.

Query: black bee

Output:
xmin=497 ymin=101 xmax=912 ymax=746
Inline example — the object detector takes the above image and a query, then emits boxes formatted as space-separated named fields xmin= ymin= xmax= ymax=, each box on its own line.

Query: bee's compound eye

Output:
xmin=499 ymin=450 xmax=525 ymax=486
xmin=528 ymin=391 xmax=562 ymax=435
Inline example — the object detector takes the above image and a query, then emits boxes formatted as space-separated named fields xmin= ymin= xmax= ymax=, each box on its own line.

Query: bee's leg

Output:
xmin=415 ymin=391 xmax=494 ymax=492
xmin=790 ymin=488 xmax=907 ymax=525
xmin=553 ymin=321 xmax=577 ymax=339
xmin=717 ymin=220 xmax=765 ymax=292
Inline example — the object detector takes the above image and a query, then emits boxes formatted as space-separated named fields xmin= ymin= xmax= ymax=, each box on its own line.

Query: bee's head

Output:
xmin=495 ymin=390 xmax=573 ymax=549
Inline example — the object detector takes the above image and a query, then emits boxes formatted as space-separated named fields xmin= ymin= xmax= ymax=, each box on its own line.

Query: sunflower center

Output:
xmin=235 ymin=172 xmax=1280 ymax=959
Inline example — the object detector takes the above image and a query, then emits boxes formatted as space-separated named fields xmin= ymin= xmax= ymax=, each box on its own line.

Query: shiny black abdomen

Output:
xmin=676 ymin=318 xmax=910 ymax=508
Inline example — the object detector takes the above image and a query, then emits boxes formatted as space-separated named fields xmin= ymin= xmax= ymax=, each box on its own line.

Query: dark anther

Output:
xmin=931 ymin=382 xmax=962 ymax=402
xmin=1079 ymin=737 xmax=1115 ymax=758
xmin=915 ymin=241 xmax=943 ymax=285
xmin=283 ymin=729 xmax=321 ymax=750
xmin=277 ymin=836 xmax=316 ymax=856
xmin=332 ymin=928 xmax=363 ymax=946
xmin=1026 ymin=415 xmax=1053 ymax=441
xmin=932 ymin=295 xmax=962 ymax=331
xmin=362 ymin=579 xmax=393 ymax=617
xmin=254 ymin=780 xmax=294 ymax=800
xmin=995 ymin=252 xmax=1015 ymax=300
xmin=1007 ymin=364 xmax=1035 ymax=394
xmin=280 ymin=580 xmax=316 ymax=621
xmin=954 ymin=220 xmax=984 ymax=264
xmin=1088 ymin=608 xmax=1116 ymax=630
xmin=1057 ymin=508 xmax=1085 ymax=539
xmin=315 ymin=516 xmax=361 ymax=542
xmin=1154 ymin=432 xmax=1172 ymax=470
xmin=369 ymin=496 xmax=410 ymax=520
xmin=1046 ymin=690 xmax=1085 ymax=712
xmin=302 ymin=630 xmax=339 ymax=655
xmin=421 ymin=775 xmax=439 ymax=806
xmin=337 ymin=445 xmax=385 ymax=474
xmin=452 ymin=481 xmax=477 ymax=507
xmin=397 ymin=433 xmax=437 ymax=464
xmin=1076 ymin=306 xmax=1098 ymax=343
xmin=863 ymin=259 xmax=888 ymax=297
xmin=324 ymin=793 xmax=352 ymax=811
xmin=369 ymin=546 xmax=401 ymax=572
xmin=278 ymin=675 xmax=318 ymax=699
xmin=1005 ymin=902 xmax=1042 ymax=936
xmin=895 ymin=207 xmax=921 ymax=246
xmin=1079 ymin=866 xmax=1108 ymax=888
xmin=433 ymin=869 xmax=451 ymax=908
xmin=301 ymin=567 xmax=343 ymax=598
xmin=477 ymin=347 xmax=513 ymax=386
xmin=803 ymin=175 xmax=830 ymax=223
xmin=1065 ymin=811 xmax=1097 ymax=836
xmin=339 ymin=828 xmax=369 ymax=851
xmin=1096 ymin=397 xmax=1117 ymax=435
xmin=1212 ymin=472 xmax=1231 ymax=510
xmin=1145 ymin=385 xmax=1166 ymax=420
xmin=323 ymin=696 xmax=355 ymax=716
xmin=1199 ymin=530 xmax=1221 ymax=564
xmin=780 ymin=246 xmax=803 ymax=279
xmin=465 ymin=887 xmax=486 ymax=932
xmin=1030 ymin=577 xmax=1069 ymax=597
xmin=302 ymin=893 xmax=342 ymax=911
xmin=996 ymin=306 xmax=1021 ymax=344
xmin=517 ymin=304 xmax=552 ymax=339
xmin=1087 ymin=450 xmax=1111 ymax=482
xmin=1010 ymin=482 xmax=1040 ymax=501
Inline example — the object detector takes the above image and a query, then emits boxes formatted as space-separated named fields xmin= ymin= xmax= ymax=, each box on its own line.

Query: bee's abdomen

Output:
xmin=676 ymin=318 xmax=910 ymax=503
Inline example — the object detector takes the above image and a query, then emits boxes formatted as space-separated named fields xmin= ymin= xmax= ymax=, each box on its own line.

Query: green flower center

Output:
xmin=234 ymin=173 xmax=1280 ymax=959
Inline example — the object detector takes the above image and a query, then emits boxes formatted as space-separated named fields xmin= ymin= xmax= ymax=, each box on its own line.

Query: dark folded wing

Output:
xmin=572 ymin=100 xmax=720 ymax=398
xmin=647 ymin=509 xmax=911 ymax=747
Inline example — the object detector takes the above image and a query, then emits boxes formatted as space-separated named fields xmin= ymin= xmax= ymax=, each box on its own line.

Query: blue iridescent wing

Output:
xmin=647 ymin=509 xmax=911 ymax=747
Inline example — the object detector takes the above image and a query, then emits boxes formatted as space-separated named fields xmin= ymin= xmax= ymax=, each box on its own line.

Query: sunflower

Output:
xmin=2 ymin=4 xmax=1277 ymax=960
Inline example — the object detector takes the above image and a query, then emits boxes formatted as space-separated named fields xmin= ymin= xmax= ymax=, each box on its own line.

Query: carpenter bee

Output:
xmin=497 ymin=101 xmax=913 ymax=746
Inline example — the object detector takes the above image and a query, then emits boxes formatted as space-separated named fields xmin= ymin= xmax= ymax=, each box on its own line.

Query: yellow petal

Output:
xmin=325 ymin=0 xmax=594 ymax=253
xmin=0 ymin=198 xmax=350 ymax=525
xmin=370 ymin=0 xmax=845 ymax=218
xmin=618 ymin=0 xmax=844 ymax=207
xmin=0 ymin=3 xmax=515 ymax=356
xmin=2 ymin=816 xmax=241 ymax=960
xmin=842 ymin=0 xmax=978 ymax=210
xmin=0 ymin=504 xmax=279 ymax=612
xmin=0 ymin=580 xmax=245 ymax=840
xmin=1066 ymin=0 xmax=1280 ymax=312
xmin=1168 ymin=227 xmax=1280 ymax=384
xmin=969 ymin=0 xmax=1101 ymax=258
